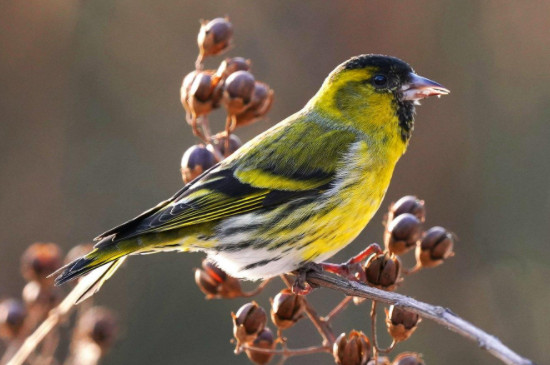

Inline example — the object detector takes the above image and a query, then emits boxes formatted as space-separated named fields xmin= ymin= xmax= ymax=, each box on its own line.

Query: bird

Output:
xmin=54 ymin=54 xmax=449 ymax=302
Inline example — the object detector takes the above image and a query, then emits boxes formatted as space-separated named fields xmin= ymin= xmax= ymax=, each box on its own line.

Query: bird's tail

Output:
xmin=52 ymin=237 xmax=140 ymax=303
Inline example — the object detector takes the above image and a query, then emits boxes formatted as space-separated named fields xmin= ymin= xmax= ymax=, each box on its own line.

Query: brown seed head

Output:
xmin=0 ymin=299 xmax=27 ymax=340
xmin=364 ymin=253 xmax=401 ymax=291
xmin=216 ymin=57 xmax=251 ymax=79
xmin=233 ymin=301 xmax=267 ymax=344
xmin=197 ymin=17 xmax=233 ymax=59
xmin=194 ymin=259 xmax=243 ymax=299
xmin=384 ymin=213 xmax=422 ymax=255
xmin=180 ymin=70 xmax=198 ymax=114
xmin=185 ymin=70 xmax=223 ymax=117
xmin=76 ymin=307 xmax=118 ymax=353
xmin=333 ymin=330 xmax=372 ymax=365
xmin=235 ymin=81 xmax=274 ymax=128
xmin=181 ymin=144 xmax=217 ymax=183
xmin=208 ymin=133 xmax=242 ymax=160
xmin=270 ymin=289 xmax=306 ymax=330
xmin=391 ymin=352 xmax=425 ymax=365
xmin=223 ymin=70 xmax=255 ymax=115
xmin=21 ymin=242 xmax=62 ymax=286
xmin=415 ymin=226 xmax=455 ymax=268
xmin=191 ymin=71 xmax=215 ymax=102
xmin=389 ymin=196 xmax=425 ymax=223
xmin=385 ymin=305 xmax=421 ymax=342
xmin=244 ymin=327 xmax=276 ymax=365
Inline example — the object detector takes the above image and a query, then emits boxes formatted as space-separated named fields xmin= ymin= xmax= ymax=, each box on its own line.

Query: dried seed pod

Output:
xmin=385 ymin=305 xmax=421 ymax=342
xmin=216 ymin=57 xmax=251 ymax=79
xmin=194 ymin=259 xmax=243 ymax=299
xmin=0 ymin=299 xmax=27 ymax=339
xmin=391 ymin=352 xmax=424 ymax=365
xmin=181 ymin=144 xmax=217 ymax=183
xmin=333 ymin=330 xmax=372 ymax=365
xmin=270 ymin=289 xmax=306 ymax=330
xmin=191 ymin=71 xmax=218 ymax=103
xmin=389 ymin=196 xmax=426 ymax=223
xmin=384 ymin=213 xmax=422 ymax=255
xmin=233 ymin=301 xmax=267 ymax=344
xmin=222 ymin=70 xmax=256 ymax=116
xmin=364 ymin=253 xmax=401 ymax=291
xmin=185 ymin=70 xmax=223 ymax=118
xmin=180 ymin=70 xmax=199 ymax=114
xmin=75 ymin=307 xmax=118 ymax=353
xmin=245 ymin=327 xmax=276 ymax=365
xmin=197 ymin=17 xmax=233 ymax=61
xmin=208 ymin=133 xmax=242 ymax=160
xmin=234 ymin=81 xmax=274 ymax=128
xmin=415 ymin=226 xmax=455 ymax=268
xmin=21 ymin=242 xmax=62 ymax=286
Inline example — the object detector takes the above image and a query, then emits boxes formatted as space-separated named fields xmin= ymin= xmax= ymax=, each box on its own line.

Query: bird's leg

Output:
xmin=320 ymin=243 xmax=383 ymax=281
xmin=345 ymin=243 xmax=383 ymax=265
xmin=292 ymin=244 xmax=383 ymax=294
xmin=291 ymin=262 xmax=323 ymax=295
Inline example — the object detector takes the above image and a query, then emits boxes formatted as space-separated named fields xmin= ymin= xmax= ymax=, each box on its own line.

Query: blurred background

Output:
xmin=1 ymin=1 xmax=549 ymax=364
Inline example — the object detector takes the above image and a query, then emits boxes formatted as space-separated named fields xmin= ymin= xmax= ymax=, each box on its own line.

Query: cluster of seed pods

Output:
xmin=0 ymin=243 xmax=118 ymax=365
xmin=193 ymin=194 xmax=455 ymax=365
xmin=180 ymin=17 xmax=274 ymax=184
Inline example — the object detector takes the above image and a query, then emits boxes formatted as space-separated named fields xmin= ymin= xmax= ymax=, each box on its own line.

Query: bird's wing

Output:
xmin=95 ymin=117 xmax=358 ymax=245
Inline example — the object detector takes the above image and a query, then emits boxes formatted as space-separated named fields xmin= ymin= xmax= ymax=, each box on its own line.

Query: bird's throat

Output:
xmin=395 ymin=97 xmax=415 ymax=143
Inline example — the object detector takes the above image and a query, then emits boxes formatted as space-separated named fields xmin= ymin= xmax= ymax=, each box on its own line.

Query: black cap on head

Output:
xmin=344 ymin=54 xmax=412 ymax=71
xmin=343 ymin=54 xmax=414 ymax=82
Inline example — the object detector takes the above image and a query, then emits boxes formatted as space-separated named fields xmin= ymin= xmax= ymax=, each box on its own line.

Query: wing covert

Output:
xmin=95 ymin=117 xmax=358 ymax=245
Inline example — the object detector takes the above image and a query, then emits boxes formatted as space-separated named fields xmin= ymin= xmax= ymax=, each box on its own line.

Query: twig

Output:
xmin=370 ymin=300 xmax=379 ymax=361
xmin=241 ymin=278 xmax=272 ymax=298
xmin=403 ymin=263 xmax=422 ymax=276
xmin=377 ymin=340 xmax=396 ymax=355
xmin=275 ymin=337 xmax=289 ymax=365
xmin=7 ymin=291 xmax=77 ymax=365
xmin=369 ymin=301 xmax=396 ymax=355
xmin=322 ymin=296 xmax=353 ymax=323
xmin=195 ymin=54 xmax=203 ymax=70
xmin=306 ymin=270 xmax=535 ymax=365
xmin=303 ymin=300 xmax=336 ymax=346
xmin=240 ymin=343 xmax=330 ymax=357
xmin=7 ymin=268 xmax=111 ymax=365
xmin=280 ymin=275 xmax=336 ymax=346
xmin=38 ymin=329 xmax=59 ymax=365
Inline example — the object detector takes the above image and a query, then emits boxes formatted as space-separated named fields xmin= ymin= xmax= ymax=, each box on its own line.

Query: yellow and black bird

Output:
xmin=55 ymin=54 xmax=449 ymax=301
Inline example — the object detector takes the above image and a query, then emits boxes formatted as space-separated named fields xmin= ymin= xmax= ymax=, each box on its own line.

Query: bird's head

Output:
xmin=309 ymin=54 xmax=449 ymax=145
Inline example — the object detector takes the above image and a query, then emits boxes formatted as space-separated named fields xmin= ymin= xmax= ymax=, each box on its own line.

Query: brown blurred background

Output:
xmin=1 ymin=1 xmax=549 ymax=364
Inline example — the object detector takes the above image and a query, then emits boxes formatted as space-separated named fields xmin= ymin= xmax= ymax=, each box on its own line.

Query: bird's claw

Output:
xmin=291 ymin=262 xmax=322 ymax=295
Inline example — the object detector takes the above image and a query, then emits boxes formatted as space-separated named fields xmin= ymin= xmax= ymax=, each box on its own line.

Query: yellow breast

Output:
xmin=300 ymin=139 xmax=401 ymax=262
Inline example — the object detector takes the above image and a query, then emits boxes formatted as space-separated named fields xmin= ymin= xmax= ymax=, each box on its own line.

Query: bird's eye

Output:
xmin=372 ymin=74 xmax=388 ymax=87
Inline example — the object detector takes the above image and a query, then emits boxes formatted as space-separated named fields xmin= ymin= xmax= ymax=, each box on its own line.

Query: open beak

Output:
xmin=401 ymin=73 xmax=450 ymax=102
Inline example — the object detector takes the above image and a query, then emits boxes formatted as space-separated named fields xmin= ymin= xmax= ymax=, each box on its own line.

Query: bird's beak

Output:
xmin=401 ymin=73 xmax=450 ymax=101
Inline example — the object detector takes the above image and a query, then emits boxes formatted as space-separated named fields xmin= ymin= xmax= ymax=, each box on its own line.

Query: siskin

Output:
xmin=54 ymin=54 xmax=449 ymax=302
